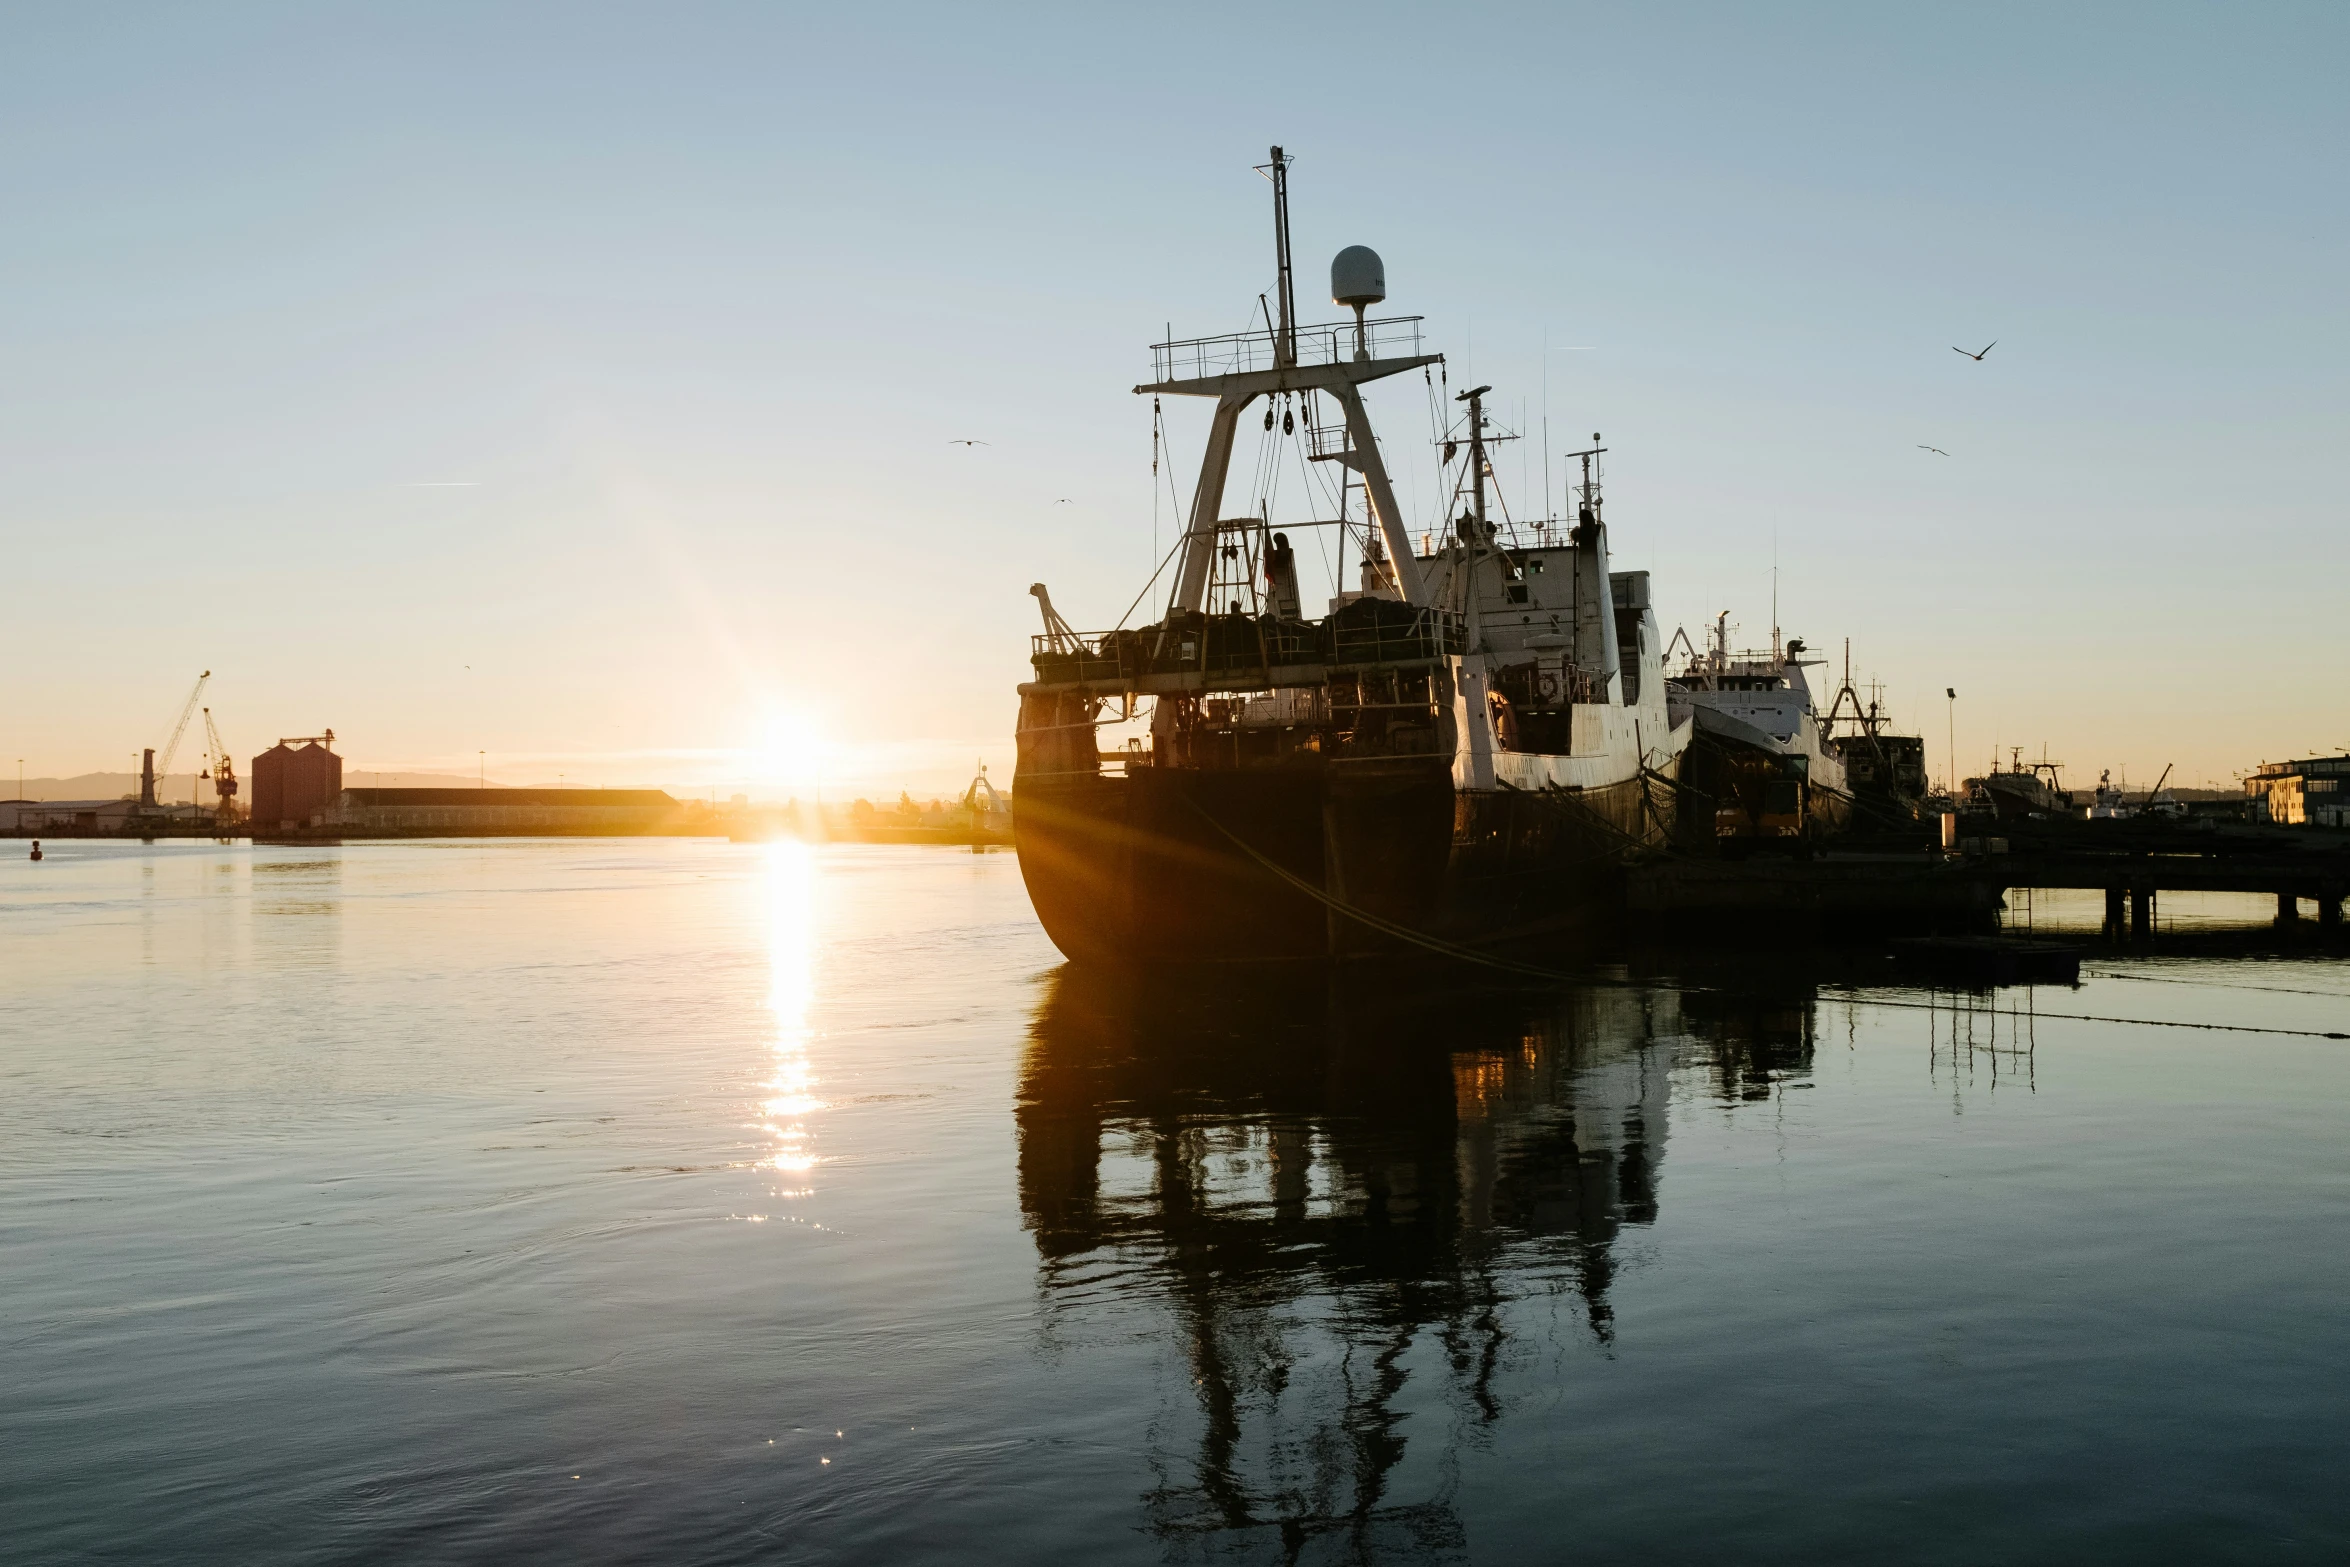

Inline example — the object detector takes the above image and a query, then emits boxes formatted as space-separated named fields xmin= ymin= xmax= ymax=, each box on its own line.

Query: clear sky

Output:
xmin=4 ymin=3 xmax=2342 ymax=796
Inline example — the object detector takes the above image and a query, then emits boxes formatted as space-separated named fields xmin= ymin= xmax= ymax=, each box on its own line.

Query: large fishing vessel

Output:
xmin=1012 ymin=150 xmax=1688 ymax=964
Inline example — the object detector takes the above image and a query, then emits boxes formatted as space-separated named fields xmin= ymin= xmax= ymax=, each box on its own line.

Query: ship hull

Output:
xmin=1676 ymin=727 xmax=1852 ymax=843
xmin=1014 ymin=760 xmax=1671 ymax=966
xmin=1974 ymin=775 xmax=2069 ymax=820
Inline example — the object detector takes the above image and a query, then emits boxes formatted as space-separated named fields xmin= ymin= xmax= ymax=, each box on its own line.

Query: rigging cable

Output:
xmin=1288 ymin=393 xmax=1344 ymax=601
xmin=1112 ymin=527 xmax=1192 ymax=632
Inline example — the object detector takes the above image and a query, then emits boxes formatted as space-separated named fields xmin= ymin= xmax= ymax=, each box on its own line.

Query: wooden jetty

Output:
xmin=1953 ymin=818 xmax=2350 ymax=939
xmin=1629 ymin=853 xmax=1996 ymax=933
xmin=1628 ymin=819 xmax=2350 ymax=941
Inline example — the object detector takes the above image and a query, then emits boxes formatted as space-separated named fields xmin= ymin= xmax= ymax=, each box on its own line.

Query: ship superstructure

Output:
xmin=1819 ymin=652 xmax=1930 ymax=828
xmin=1013 ymin=150 xmax=1688 ymax=964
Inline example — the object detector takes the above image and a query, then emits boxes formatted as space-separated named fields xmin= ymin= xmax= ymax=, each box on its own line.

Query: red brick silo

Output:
xmin=250 ymin=735 xmax=343 ymax=830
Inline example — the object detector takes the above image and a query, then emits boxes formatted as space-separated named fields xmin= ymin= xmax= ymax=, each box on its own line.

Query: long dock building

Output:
xmin=332 ymin=787 xmax=684 ymax=835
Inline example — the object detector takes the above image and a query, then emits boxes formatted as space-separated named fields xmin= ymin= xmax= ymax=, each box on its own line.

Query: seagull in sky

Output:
xmin=1918 ymin=445 xmax=1949 ymax=456
xmin=1952 ymin=341 xmax=1996 ymax=361
xmin=1055 ymin=498 xmax=1074 ymax=504
xmin=946 ymin=438 xmax=991 ymax=446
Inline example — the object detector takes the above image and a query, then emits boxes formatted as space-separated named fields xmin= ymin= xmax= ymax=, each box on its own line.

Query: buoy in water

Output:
xmin=29 ymin=839 xmax=43 ymax=861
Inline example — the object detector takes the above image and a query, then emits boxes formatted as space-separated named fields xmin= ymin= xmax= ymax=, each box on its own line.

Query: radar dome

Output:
xmin=1330 ymin=246 xmax=1386 ymax=308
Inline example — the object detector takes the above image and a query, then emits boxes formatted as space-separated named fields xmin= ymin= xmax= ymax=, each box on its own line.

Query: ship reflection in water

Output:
xmin=1016 ymin=967 xmax=1814 ymax=1555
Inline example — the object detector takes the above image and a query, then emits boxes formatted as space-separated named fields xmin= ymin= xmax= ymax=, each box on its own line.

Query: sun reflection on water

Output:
xmin=761 ymin=841 xmax=823 ymax=1177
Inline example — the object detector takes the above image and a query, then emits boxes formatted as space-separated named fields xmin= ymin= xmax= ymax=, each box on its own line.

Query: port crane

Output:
xmin=144 ymin=671 xmax=210 ymax=809
xmin=201 ymin=707 xmax=238 ymax=827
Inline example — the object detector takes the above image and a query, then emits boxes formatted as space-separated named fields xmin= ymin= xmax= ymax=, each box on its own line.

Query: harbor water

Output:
xmin=5 ymin=840 xmax=2348 ymax=1562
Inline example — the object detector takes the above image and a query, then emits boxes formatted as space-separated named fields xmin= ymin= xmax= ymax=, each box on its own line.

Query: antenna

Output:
xmin=1260 ymin=146 xmax=1298 ymax=370
xmin=1771 ymin=530 xmax=1780 ymax=663
xmin=1565 ymin=434 xmax=1606 ymax=536
xmin=1456 ymin=384 xmax=1493 ymax=532
xmin=1540 ymin=327 xmax=1553 ymax=532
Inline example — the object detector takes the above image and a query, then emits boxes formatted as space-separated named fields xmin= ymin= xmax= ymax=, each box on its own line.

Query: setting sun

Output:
xmin=749 ymin=712 xmax=830 ymax=789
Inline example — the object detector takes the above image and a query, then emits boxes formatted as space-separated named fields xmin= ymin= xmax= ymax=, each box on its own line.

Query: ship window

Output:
xmin=1506 ymin=584 xmax=1529 ymax=604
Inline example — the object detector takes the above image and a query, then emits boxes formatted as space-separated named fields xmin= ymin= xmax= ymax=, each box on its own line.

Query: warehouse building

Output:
xmin=3 ymin=798 xmax=143 ymax=833
xmin=2246 ymin=756 xmax=2350 ymax=827
xmin=332 ymin=788 xmax=684 ymax=835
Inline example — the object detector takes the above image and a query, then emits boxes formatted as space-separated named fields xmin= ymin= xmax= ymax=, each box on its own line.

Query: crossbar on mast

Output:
xmin=1154 ymin=149 xmax=1435 ymax=609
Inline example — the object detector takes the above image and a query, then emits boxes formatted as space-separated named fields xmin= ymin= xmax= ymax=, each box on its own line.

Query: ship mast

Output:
xmin=1458 ymin=383 xmax=1492 ymax=534
xmin=1269 ymin=147 xmax=1298 ymax=370
xmin=1144 ymin=148 xmax=1439 ymax=611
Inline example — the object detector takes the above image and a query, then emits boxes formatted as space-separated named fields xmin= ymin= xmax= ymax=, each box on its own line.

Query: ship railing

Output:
xmin=1325 ymin=606 xmax=1462 ymax=667
xmin=1030 ymin=606 xmax=1462 ymax=688
xmin=1305 ymin=419 xmax=1352 ymax=461
xmin=1149 ymin=316 xmax=1425 ymax=383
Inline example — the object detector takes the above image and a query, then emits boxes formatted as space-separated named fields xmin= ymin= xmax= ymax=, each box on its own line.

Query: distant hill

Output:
xmin=344 ymin=771 xmax=501 ymax=790
xmin=6 ymin=770 xmax=505 ymax=802
xmin=9 ymin=774 xmax=152 ymax=802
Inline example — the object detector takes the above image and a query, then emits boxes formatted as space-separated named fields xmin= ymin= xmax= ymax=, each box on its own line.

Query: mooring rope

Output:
xmin=1496 ymin=777 xmax=1657 ymax=854
xmin=1183 ymin=792 xmax=1580 ymax=980
xmin=2084 ymin=970 xmax=2350 ymax=1001
xmin=1816 ymin=990 xmax=2348 ymax=1040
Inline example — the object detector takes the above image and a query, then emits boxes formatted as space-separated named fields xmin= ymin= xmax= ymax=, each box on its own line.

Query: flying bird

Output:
xmin=946 ymin=439 xmax=991 ymax=446
xmin=1055 ymin=498 xmax=1074 ymax=504
xmin=1952 ymin=341 xmax=1996 ymax=361
xmin=1918 ymin=445 xmax=1949 ymax=456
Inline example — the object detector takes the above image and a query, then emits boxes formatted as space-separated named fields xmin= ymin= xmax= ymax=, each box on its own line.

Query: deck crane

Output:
xmin=143 ymin=671 xmax=210 ymax=810
xmin=201 ymin=707 xmax=238 ymax=828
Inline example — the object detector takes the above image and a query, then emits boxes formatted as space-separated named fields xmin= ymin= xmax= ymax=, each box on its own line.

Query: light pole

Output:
xmin=478 ymin=750 xmax=485 ymax=789
xmin=1945 ymin=688 xmax=1957 ymax=794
